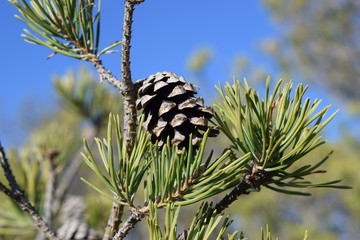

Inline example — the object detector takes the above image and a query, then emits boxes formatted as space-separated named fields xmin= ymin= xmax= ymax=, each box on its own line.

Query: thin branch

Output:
xmin=176 ymin=169 xmax=273 ymax=240
xmin=91 ymin=56 xmax=129 ymax=240
xmin=52 ymin=153 xmax=83 ymax=216
xmin=0 ymin=181 xmax=13 ymax=198
xmin=175 ymin=177 xmax=252 ymax=240
xmin=213 ymin=175 xmax=252 ymax=214
xmin=43 ymin=151 xmax=59 ymax=227
xmin=0 ymin=143 xmax=59 ymax=240
xmin=103 ymin=1 xmax=144 ymax=239
xmin=103 ymin=203 xmax=125 ymax=240
xmin=121 ymin=0 xmax=141 ymax=155
xmin=92 ymin=58 xmax=124 ymax=91
xmin=113 ymin=207 xmax=148 ymax=240
xmin=16 ymin=190 xmax=59 ymax=240
xmin=0 ymin=142 xmax=20 ymax=190
xmin=214 ymin=170 xmax=272 ymax=214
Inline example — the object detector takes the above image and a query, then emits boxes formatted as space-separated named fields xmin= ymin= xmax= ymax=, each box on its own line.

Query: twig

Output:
xmin=103 ymin=1 xmax=144 ymax=239
xmin=113 ymin=207 xmax=148 ymax=240
xmin=92 ymin=58 xmax=124 ymax=91
xmin=0 ymin=142 xmax=20 ymax=190
xmin=35 ymin=150 xmax=59 ymax=240
xmin=103 ymin=202 xmax=125 ymax=240
xmin=43 ymin=150 xmax=59 ymax=227
xmin=176 ymin=169 xmax=273 ymax=240
xmin=176 ymin=179 xmax=251 ymax=240
xmin=121 ymin=0 xmax=142 ymax=155
xmin=214 ymin=169 xmax=272 ymax=214
xmin=0 ymin=142 xmax=59 ymax=240
xmin=175 ymin=176 xmax=252 ymax=240
xmin=213 ymin=175 xmax=252 ymax=214
xmin=52 ymin=152 xmax=83 ymax=216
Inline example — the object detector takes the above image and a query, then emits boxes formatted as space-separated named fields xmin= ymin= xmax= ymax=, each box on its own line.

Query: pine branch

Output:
xmin=121 ymin=0 xmax=142 ymax=155
xmin=43 ymin=151 xmax=58 ymax=227
xmin=0 ymin=142 xmax=20 ymax=191
xmin=52 ymin=153 xmax=83 ymax=216
xmin=213 ymin=175 xmax=252 ymax=214
xmin=92 ymin=58 xmax=124 ymax=90
xmin=0 ymin=143 xmax=59 ymax=240
xmin=36 ymin=150 xmax=58 ymax=240
xmin=103 ymin=1 xmax=144 ymax=239
xmin=103 ymin=203 xmax=125 ymax=240
xmin=113 ymin=207 xmax=148 ymax=240
xmin=214 ymin=167 xmax=273 ymax=214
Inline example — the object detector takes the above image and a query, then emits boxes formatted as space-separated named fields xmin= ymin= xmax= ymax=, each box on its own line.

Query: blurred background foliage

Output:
xmin=1 ymin=0 xmax=359 ymax=239
xmin=262 ymin=0 xmax=360 ymax=108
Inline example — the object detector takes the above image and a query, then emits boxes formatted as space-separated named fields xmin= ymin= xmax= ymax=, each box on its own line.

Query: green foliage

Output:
xmin=82 ymin=113 xmax=255 ymax=207
xmin=3 ymin=0 xmax=355 ymax=239
xmin=213 ymin=78 xmax=349 ymax=195
xmin=0 ymin=68 xmax=121 ymax=239
xmin=79 ymin=77 xmax=349 ymax=239
xmin=0 ymin=146 xmax=45 ymax=237
xmin=0 ymin=69 xmax=351 ymax=239
xmin=184 ymin=203 xmax=236 ymax=240
xmin=254 ymin=225 xmax=307 ymax=240
xmin=31 ymin=113 xmax=81 ymax=168
xmin=187 ymin=48 xmax=213 ymax=73
xmin=146 ymin=202 xmax=239 ymax=240
xmin=144 ymin=134 xmax=251 ymax=206
xmin=10 ymin=0 xmax=121 ymax=59
xmin=146 ymin=202 xmax=180 ymax=240
xmin=82 ymin=114 xmax=151 ymax=205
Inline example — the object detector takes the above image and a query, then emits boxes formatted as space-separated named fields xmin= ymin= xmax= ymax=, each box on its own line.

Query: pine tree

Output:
xmin=0 ymin=1 xmax=350 ymax=239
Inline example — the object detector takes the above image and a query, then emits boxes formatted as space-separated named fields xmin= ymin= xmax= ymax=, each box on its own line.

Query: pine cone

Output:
xmin=136 ymin=71 xmax=219 ymax=150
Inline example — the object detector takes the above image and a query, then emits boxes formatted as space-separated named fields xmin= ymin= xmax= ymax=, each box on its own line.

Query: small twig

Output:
xmin=213 ymin=174 xmax=252 ymax=214
xmin=0 ymin=181 xmax=13 ymax=198
xmin=113 ymin=207 xmax=149 ymax=240
xmin=35 ymin=150 xmax=59 ymax=240
xmin=0 ymin=142 xmax=59 ymax=240
xmin=92 ymin=58 xmax=124 ymax=91
xmin=43 ymin=150 xmax=59 ymax=227
xmin=176 ymin=168 xmax=273 ymax=240
xmin=0 ymin=142 xmax=20 ymax=190
xmin=214 ymin=169 xmax=272 ymax=214
xmin=176 ymin=179 xmax=250 ymax=240
xmin=121 ymin=0 xmax=139 ymax=156
xmin=52 ymin=153 xmax=83 ymax=216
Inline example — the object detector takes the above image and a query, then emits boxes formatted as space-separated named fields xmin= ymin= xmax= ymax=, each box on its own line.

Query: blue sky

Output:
xmin=0 ymin=1 xmax=349 ymax=146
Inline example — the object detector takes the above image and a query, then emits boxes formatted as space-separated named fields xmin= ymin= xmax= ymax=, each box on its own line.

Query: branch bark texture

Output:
xmin=44 ymin=153 xmax=58 ymax=227
xmin=213 ymin=175 xmax=252 ymax=214
xmin=214 ymin=170 xmax=272 ymax=214
xmin=121 ymin=0 xmax=139 ymax=155
xmin=103 ymin=203 xmax=125 ymax=240
xmin=92 ymin=58 xmax=124 ymax=90
xmin=113 ymin=207 xmax=148 ymax=240
xmin=103 ymin=1 xmax=144 ymax=239
xmin=176 ymin=170 xmax=273 ymax=240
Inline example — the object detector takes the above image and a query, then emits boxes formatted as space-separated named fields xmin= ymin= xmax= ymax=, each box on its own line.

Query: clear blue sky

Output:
xmin=0 ymin=1 xmax=347 ymax=146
